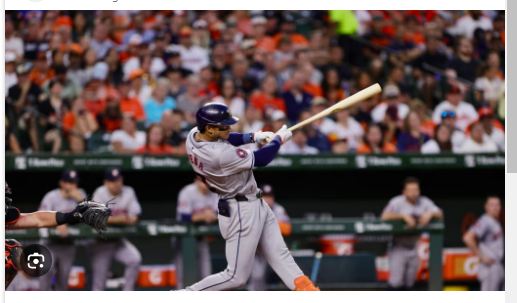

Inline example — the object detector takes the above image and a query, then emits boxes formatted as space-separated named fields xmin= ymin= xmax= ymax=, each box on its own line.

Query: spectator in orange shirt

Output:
xmin=357 ymin=123 xmax=397 ymax=154
xmin=29 ymin=52 xmax=55 ymax=87
xmin=136 ymin=123 xmax=174 ymax=155
xmin=62 ymin=99 xmax=98 ymax=153
xmin=118 ymin=81 xmax=145 ymax=122
xmin=250 ymin=16 xmax=276 ymax=53
xmin=250 ymin=74 xmax=286 ymax=115
xmin=273 ymin=18 xmax=309 ymax=49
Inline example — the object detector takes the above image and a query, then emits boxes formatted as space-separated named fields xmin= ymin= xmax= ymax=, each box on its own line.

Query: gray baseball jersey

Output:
xmin=90 ymin=185 xmax=142 ymax=291
xmin=184 ymin=128 xmax=305 ymax=291
xmin=176 ymin=183 xmax=218 ymax=221
xmin=185 ymin=127 xmax=258 ymax=199
xmin=38 ymin=188 xmax=86 ymax=291
xmin=382 ymin=195 xmax=441 ymax=289
xmin=469 ymin=214 xmax=504 ymax=291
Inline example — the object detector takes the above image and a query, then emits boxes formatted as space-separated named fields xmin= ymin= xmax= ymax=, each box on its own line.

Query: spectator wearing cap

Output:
xmin=371 ymin=84 xmax=409 ymax=124
xmin=144 ymin=78 xmax=176 ymax=126
xmin=174 ymin=176 xmax=218 ymax=289
xmin=282 ymin=69 xmax=313 ymax=123
xmin=433 ymin=83 xmax=478 ymax=131
xmin=38 ymin=170 xmax=86 ymax=290
xmin=319 ymin=107 xmax=364 ymax=151
xmin=128 ymin=68 xmax=153 ymax=106
xmin=269 ymin=109 xmax=288 ymax=132
xmin=212 ymin=78 xmax=246 ymax=119
xmin=421 ymin=123 xmax=455 ymax=154
xmin=251 ymin=74 xmax=287 ymax=116
xmin=91 ymin=168 xmax=142 ymax=291
xmin=457 ymin=121 xmax=498 ymax=153
xmin=396 ymin=111 xmax=430 ymax=153
xmin=175 ymin=26 xmax=209 ymax=73
xmin=478 ymin=107 xmax=504 ymax=151
xmin=191 ymin=19 xmax=211 ymax=49
xmin=62 ymin=98 xmax=99 ymax=153
xmin=248 ymin=184 xmax=292 ymax=291
xmin=279 ymin=128 xmax=319 ymax=155
xmin=357 ymin=123 xmax=397 ymax=154
xmin=250 ymin=16 xmax=276 ymax=53
xmin=439 ymin=110 xmax=467 ymax=150
xmin=136 ymin=124 xmax=174 ymax=155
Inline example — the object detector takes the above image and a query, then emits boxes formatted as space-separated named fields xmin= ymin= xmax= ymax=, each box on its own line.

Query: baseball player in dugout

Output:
xmin=183 ymin=102 xmax=319 ymax=291
xmin=91 ymin=168 xmax=142 ymax=291
xmin=381 ymin=177 xmax=443 ymax=290
xmin=248 ymin=184 xmax=292 ymax=291
xmin=463 ymin=196 xmax=504 ymax=291
xmin=38 ymin=170 xmax=86 ymax=290
xmin=174 ymin=176 xmax=219 ymax=289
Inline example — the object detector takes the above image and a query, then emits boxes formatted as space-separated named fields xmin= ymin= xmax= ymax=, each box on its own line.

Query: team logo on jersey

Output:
xmin=236 ymin=148 xmax=248 ymax=158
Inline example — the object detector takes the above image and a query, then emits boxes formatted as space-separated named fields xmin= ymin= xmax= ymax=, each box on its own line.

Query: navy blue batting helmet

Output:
xmin=196 ymin=103 xmax=239 ymax=131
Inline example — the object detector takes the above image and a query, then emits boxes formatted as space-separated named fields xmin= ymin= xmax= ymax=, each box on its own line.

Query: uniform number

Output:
xmin=188 ymin=154 xmax=204 ymax=171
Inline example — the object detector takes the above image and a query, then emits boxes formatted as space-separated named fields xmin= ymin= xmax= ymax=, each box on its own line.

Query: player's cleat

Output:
xmin=294 ymin=275 xmax=320 ymax=291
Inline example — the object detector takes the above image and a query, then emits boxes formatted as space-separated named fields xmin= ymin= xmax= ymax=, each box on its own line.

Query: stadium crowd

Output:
xmin=5 ymin=10 xmax=506 ymax=155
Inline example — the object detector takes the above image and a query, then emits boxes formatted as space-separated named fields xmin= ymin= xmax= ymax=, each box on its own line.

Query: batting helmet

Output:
xmin=196 ymin=103 xmax=239 ymax=131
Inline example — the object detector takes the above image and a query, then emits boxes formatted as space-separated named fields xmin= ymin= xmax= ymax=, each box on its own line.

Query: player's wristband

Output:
xmin=56 ymin=211 xmax=80 ymax=225
xmin=243 ymin=133 xmax=254 ymax=144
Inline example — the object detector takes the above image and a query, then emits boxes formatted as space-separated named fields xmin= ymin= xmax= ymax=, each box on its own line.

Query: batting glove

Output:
xmin=274 ymin=125 xmax=292 ymax=143
xmin=253 ymin=131 xmax=275 ymax=144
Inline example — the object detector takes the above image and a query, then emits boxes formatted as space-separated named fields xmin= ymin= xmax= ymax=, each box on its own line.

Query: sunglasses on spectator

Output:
xmin=441 ymin=111 xmax=456 ymax=119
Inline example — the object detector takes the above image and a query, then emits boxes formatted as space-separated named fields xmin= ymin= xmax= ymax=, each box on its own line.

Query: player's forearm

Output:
xmin=10 ymin=212 xmax=58 ymax=229
xmin=253 ymin=136 xmax=281 ymax=167
xmin=381 ymin=212 xmax=405 ymax=221
xmin=107 ymin=214 xmax=137 ymax=225
xmin=227 ymin=132 xmax=254 ymax=146
xmin=463 ymin=232 xmax=480 ymax=255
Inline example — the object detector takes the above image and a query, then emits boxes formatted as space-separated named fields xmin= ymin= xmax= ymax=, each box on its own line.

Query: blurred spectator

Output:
xmin=448 ymin=11 xmax=493 ymax=39
xmin=457 ymin=121 xmax=498 ymax=153
xmin=111 ymin=116 xmax=146 ymax=154
xmin=136 ymin=124 xmax=174 ymax=155
xmin=90 ymin=22 xmax=114 ymax=60
xmin=242 ymin=105 xmax=265 ymax=133
xmin=62 ymin=99 xmax=99 ymax=153
xmin=36 ymin=80 xmax=66 ymax=153
xmin=144 ymin=78 xmax=176 ymax=126
xmin=439 ymin=110 xmax=467 ymax=150
xmin=381 ymin=177 xmax=443 ymax=290
xmin=175 ymin=27 xmax=210 ymax=73
xmin=357 ymin=123 xmax=397 ymax=154
xmin=371 ymin=84 xmax=409 ymax=124
xmin=160 ymin=109 xmax=188 ymax=155
xmin=176 ymin=74 xmax=206 ymax=124
xmin=38 ymin=170 xmax=85 ymax=290
xmin=250 ymin=74 xmax=286 ymax=116
xmin=478 ymin=107 xmax=504 ymax=151
xmin=321 ymin=67 xmax=346 ymax=104
xmin=99 ymin=93 xmax=123 ymax=133
xmin=463 ymin=196 xmax=504 ymax=291
xmin=248 ymin=184 xmax=292 ymax=291
xmin=396 ymin=111 xmax=430 ymax=153
xmin=322 ymin=109 xmax=364 ymax=150
xmin=282 ymin=69 xmax=313 ymax=123
xmin=421 ymin=124 xmax=454 ymax=154
xmin=5 ymin=18 xmax=24 ymax=60
xmin=433 ymin=84 xmax=478 ymax=131
xmin=5 ymin=52 xmax=18 ymax=94
xmin=174 ymin=177 xmax=218 ymax=289
xmin=279 ymin=128 xmax=319 ymax=155
xmin=474 ymin=52 xmax=504 ymax=110
xmin=447 ymin=37 xmax=480 ymax=83
xmin=212 ymin=78 xmax=246 ymax=119
xmin=331 ymin=138 xmax=350 ymax=154
xmin=118 ymin=81 xmax=146 ymax=123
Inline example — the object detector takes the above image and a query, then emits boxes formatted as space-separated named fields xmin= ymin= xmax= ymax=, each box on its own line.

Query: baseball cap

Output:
xmin=446 ymin=83 xmax=462 ymax=94
xmin=383 ymin=84 xmax=400 ymax=98
xmin=61 ymin=170 xmax=79 ymax=183
xmin=271 ymin=110 xmax=287 ymax=122
xmin=5 ymin=52 xmax=16 ymax=63
xmin=105 ymin=168 xmax=123 ymax=181
xmin=441 ymin=110 xmax=456 ymax=119
xmin=251 ymin=16 xmax=267 ymax=26
xmin=478 ymin=107 xmax=494 ymax=119
xmin=193 ymin=19 xmax=208 ymax=29
xmin=261 ymin=184 xmax=274 ymax=196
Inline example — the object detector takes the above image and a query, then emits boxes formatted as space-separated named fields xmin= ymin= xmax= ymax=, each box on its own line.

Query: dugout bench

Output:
xmin=6 ymin=218 xmax=444 ymax=290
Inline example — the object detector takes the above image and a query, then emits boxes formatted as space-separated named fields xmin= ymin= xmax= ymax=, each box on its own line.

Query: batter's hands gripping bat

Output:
xmin=288 ymin=83 xmax=382 ymax=132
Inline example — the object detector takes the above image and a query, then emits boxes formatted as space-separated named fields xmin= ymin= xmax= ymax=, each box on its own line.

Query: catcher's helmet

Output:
xmin=196 ymin=103 xmax=239 ymax=131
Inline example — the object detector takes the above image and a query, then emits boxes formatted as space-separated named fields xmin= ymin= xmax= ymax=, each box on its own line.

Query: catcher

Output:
xmin=5 ymin=182 xmax=112 ymax=288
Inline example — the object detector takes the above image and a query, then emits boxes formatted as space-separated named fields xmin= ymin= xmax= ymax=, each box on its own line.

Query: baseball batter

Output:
xmin=91 ymin=168 xmax=142 ymax=291
xmin=183 ymin=103 xmax=318 ymax=291
xmin=463 ymin=196 xmax=504 ymax=291
xmin=38 ymin=170 xmax=86 ymax=290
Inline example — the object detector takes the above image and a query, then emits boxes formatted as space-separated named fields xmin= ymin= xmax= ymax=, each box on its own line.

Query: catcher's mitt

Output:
xmin=73 ymin=200 xmax=112 ymax=233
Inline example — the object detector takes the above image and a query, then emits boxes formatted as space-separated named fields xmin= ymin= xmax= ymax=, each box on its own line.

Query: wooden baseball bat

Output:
xmin=288 ymin=83 xmax=382 ymax=132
